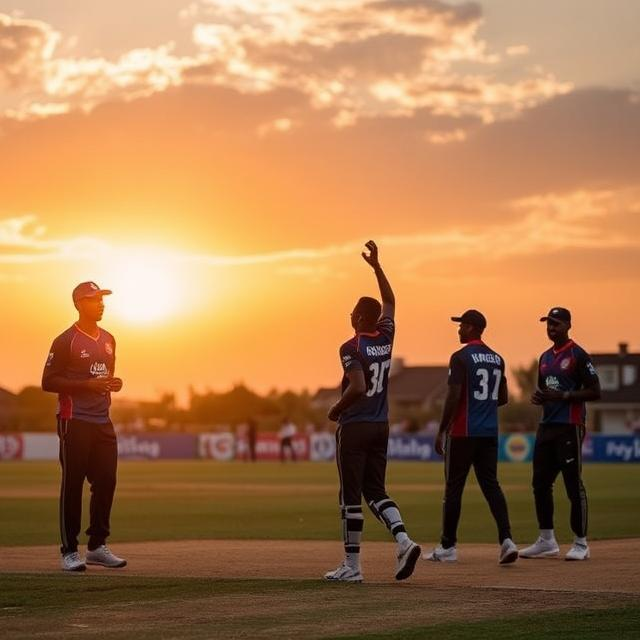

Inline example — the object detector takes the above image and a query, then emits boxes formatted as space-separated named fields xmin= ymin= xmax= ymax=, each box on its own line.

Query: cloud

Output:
xmin=1 ymin=2 xmax=572 ymax=132
xmin=0 ymin=13 xmax=59 ymax=89
xmin=2 ymin=188 xmax=638 ymax=271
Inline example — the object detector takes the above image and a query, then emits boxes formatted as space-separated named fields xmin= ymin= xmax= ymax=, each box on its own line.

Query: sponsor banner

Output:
xmin=388 ymin=435 xmax=437 ymax=461
xmin=499 ymin=434 xmax=536 ymax=463
xmin=23 ymin=433 xmax=59 ymax=460
xmin=252 ymin=433 xmax=309 ymax=461
xmin=199 ymin=433 xmax=236 ymax=461
xmin=589 ymin=436 xmax=640 ymax=463
xmin=0 ymin=434 xmax=24 ymax=461
xmin=117 ymin=434 xmax=197 ymax=460
xmin=310 ymin=432 xmax=336 ymax=461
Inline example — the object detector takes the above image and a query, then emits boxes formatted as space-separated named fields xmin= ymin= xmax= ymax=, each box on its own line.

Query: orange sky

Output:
xmin=1 ymin=2 xmax=639 ymax=400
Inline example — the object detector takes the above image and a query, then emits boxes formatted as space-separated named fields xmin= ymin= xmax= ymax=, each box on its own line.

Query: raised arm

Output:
xmin=362 ymin=240 xmax=395 ymax=320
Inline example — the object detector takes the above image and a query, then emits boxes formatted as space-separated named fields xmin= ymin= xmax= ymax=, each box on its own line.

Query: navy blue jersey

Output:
xmin=338 ymin=317 xmax=394 ymax=424
xmin=42 ymin=325 xmax=116 ymax=423
xmin=449 ymin=340 xmax=505 ymax=437
xmin=538 ymin=340 xmax=599 ymax=425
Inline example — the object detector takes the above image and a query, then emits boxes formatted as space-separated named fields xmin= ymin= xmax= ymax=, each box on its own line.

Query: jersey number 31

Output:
xmin=367 ymin=359 xmax=392 ymax=397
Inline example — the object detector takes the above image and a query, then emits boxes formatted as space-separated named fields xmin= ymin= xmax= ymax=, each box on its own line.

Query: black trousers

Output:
xmin=442 ymin=436 xmax=512 ymax=547
xmin=336 ymin=422 xmax=390 ymax=507
xmin=532 ymin=423 xmax=587 ymax=537
xmin=58 ymin=418 xmax=118 ymax=554
xmin=280 ymin=437 xmax=296 ymax=462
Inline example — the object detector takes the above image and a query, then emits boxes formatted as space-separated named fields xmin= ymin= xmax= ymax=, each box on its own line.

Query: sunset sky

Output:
xmin=1 ymin=1 xmax=639 ymax=401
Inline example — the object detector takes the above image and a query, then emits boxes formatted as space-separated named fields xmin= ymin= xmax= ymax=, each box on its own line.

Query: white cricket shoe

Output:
xmin=85 ymin=545 xmax=127 ymax=568
xmin=422 ymin=544 xmax=457 ymax=562
xmin=565 ymin=542 xmax=590 ymax=561
xmin=498 ymin=538 xmax=519 ymax=565
xmin=395 ymin=539 xmax=421 ymax=580
xmin=519 ymin=536 xmax=560 ymax=559
xmin=324 ymin=563 xmax=363 ymax=583
xmin=61 ymin=551 xmax=86 ymax=572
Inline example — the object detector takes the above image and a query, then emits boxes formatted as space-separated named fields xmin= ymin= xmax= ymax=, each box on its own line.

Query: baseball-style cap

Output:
xmin=451 ymin=309 xmax=487 ymax=330
xmin=540 ymin=307 xmax=571 ymax=324
xmin=72 ymin=281 xmax=112 ymax=303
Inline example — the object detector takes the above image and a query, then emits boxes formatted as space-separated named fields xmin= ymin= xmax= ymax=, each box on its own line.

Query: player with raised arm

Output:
xmin=325 ymin=241 xmax=421 ymax=583
xmin=42 ymin=282 xmax=127 ymax=572
xmin=424 ymin=310 xmax=518 ymax=565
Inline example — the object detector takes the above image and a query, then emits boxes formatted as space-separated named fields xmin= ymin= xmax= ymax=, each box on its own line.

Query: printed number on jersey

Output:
xmin=474 ymin=368 xmax=501 ymax=401
xmin=367 ymin=359 xmax=391 ymax=397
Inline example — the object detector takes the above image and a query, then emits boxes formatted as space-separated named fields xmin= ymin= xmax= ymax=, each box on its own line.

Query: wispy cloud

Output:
xmin=2 ymin=189 xmax=638 ymax=273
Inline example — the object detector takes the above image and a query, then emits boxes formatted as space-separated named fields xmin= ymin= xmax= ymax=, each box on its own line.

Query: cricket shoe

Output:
xmin=395 ymin=539 xmax=421 ymax=580
xmin=61 ymin=551 xmax=86 ymax=572
xmin=519 ymin=537 xmax=560 ymax=559
xmin=422 ymin=544 xmax=457 ymax=562
xmin=324 ymin=563 xmax=363 ymax=583
xmin=498 ymin=538 xmax=519 ymax=565
xmin=86 ymin=545 xmax=127 ymax=568
xmin=565 ymin=542 xmax=590 ymax=561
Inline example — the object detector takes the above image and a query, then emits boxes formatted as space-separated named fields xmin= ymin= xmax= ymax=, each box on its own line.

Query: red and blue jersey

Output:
xmin=449 ymin=341 xmax=505 ymax=438
xmin=538 ymin=340 xmax=599 ymax=426
xmin=338 ymin=317 xmax=394 ymax=425
xmin=42 ymin=324 xmax=116 ymax=424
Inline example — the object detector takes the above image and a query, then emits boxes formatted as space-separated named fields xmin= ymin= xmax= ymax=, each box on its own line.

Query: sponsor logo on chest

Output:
xmin=90 ymin=362 xmax=109 ymax=377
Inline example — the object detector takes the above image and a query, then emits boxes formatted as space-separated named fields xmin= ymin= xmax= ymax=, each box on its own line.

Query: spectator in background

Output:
xmin=247 ymin=419 xmax=258 ymax=461
xmin=278 ymin=417 xmax=297 ymax=462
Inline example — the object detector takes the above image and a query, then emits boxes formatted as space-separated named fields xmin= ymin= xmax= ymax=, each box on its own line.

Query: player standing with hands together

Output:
xmin=42 ymin=282 xmax=127 ymax=572
xmin=520 ymin=308 xmax=600 ymax=561
xmin=325 ymin=241 xmax=421 ymax=583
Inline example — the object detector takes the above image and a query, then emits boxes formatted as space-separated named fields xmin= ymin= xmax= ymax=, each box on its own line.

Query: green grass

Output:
xmin=0 ymin=461 xmax=638 ymax=546
xmin=333 ymin=608 xmax=640 ymax=640
xmin=1 ymin=573 xmax=638 ymax=640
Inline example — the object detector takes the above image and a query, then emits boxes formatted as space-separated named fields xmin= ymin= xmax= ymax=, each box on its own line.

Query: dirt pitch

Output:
xmin=2 ymin=539 xmax=639 ymax=639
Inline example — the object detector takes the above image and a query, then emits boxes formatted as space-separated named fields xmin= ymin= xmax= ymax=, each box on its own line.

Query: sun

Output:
xmin=97 ymin=249 xmax=185 ymax=325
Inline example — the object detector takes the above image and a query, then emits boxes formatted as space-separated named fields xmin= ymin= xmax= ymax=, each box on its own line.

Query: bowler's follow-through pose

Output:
xmin=325 ymin=241 xmax=421 ymax=583
xmin=42 ymin=282 xmax=127 ymax=572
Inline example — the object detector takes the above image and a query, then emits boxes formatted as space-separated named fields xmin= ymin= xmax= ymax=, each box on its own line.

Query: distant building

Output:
xmin=590 ymin=343 xmax=640 ymax=434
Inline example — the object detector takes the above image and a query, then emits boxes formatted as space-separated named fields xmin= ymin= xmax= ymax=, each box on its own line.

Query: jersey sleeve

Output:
xmin=339 ymin=342 xmax=362 ymax=373
xmin=42 ymin=332 xmax=71 ymax=391
xmin=576 ymin=348 xmax=599 ymax=386
xmin=376 ymin=316 xmax=395 ymax=341
xmin=448 ymin=353 xmax=466 ymax=386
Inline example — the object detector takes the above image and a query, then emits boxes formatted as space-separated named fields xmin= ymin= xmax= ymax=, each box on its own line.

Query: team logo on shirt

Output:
xmin=90 ymin=362 xmax=109 ymax=377
xmin=545 ymin=375 xmax=561 ymax=390
xmin=80 ymin=349 xmax=90 ymax=359
xmin=587 ymin=362 xmax=597 ymax=375
xmin=560 ymin=358 xmax=571 ymax=370
xmin=46 ymin=352 xmax=54 ymax=366
xmin=105 ymin=343 xmax=113 ymax=355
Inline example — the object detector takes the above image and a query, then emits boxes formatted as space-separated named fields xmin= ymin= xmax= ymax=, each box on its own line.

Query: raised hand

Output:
xmin=361 ymin=240 xmax=380 ymax=268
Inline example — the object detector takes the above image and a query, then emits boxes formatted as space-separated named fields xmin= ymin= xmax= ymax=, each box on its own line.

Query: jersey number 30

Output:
xmin=474 ymin=368 xmax=501 ymax=401
xmin=367 ymin=359 xmax=392 ymax=397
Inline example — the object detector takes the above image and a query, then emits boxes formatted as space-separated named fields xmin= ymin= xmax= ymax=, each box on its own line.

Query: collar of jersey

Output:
xmin=356 ymin=330 xmax=380 ymax=337
xmin=552 ymin=339 xmax=574 ymax=355
xmin=465 ymin=339 xmax=484 ymax=346
xmin=74 ymin=324 xmax=101 ymax=341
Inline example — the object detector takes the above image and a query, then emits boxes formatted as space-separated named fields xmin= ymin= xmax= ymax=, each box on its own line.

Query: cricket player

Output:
xmin=520 ymin=307 xmax=600 ymax=561
xmin=424 ymin=310 xmax=518 ymax=564
xmin=325 ymin=241 xmax=421 ymax=583
xmin=42 ymin=282 xmax=127 ymax=572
